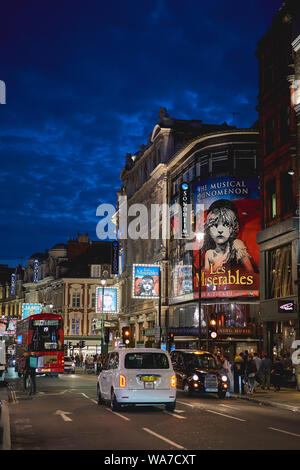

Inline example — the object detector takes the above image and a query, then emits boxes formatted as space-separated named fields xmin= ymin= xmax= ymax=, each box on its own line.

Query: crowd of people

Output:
xmin=213 ymin=350 xmax=295 ymax=395
xmin=71 ymin=353 xmax=106 ymax=374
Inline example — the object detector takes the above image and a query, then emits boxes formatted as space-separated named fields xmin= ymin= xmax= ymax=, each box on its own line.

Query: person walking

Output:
xmin=253 ymin=352 xmax=262 ymax=387
xmin=23 ymin=354 xmax=37 ymax=395
xmin=221 ymin=355 xmax=233 ymax=395
xmin=245 ymin=355 xmax=257 ymax=394
xmin=260 ymin=354 xmax=272 ymax=390
xmin=271 ymin=357 xmax=284 ymax=391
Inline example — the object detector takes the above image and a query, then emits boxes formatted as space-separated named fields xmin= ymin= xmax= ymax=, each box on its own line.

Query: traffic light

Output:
xmin=208 ymin=316 xmax=218 ymax=339
xmin=168 ymin=332 xmax=174 ymax=343
xmin=122 ymin=327 xmax=130 ymax=346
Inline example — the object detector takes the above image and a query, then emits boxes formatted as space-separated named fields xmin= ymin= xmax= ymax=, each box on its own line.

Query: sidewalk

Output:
xmin=231 ymin=387 xmax=300 ymax=413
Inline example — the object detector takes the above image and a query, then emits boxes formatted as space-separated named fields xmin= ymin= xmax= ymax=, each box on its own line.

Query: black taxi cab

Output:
xmin=170 ymin=350 xmax=228 ymax=398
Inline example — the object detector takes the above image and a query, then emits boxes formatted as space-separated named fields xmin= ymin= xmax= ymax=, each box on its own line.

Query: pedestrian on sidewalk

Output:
xmin=271 ymin=357 xmax=284 ymax=391
xmin=245 ymin=355 xmax=257 ymax=394
xmin=260 ymin=354 xmax=272 ymax=390
xmin=221 ymin=355 xmax=233 ymax=395
xmin=253 ymin=352 xmax=262 ymax=387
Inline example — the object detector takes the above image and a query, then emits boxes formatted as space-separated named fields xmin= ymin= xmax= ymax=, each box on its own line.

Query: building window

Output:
xmin=91 ymin=292 xmax=96 ymax=308
xmin=211 ymin=152 xmax=228 ymax=174
xmin=266 ymin=179 xmax=277 ymax=219
xmin=72 ymin=293 xmax=81 ymax=308
xmin=280 ymin=172 xmax=294 ymax=215
xmin=71 ymin=318 xmax=80 ymax=335
xmin=198 ymin=156 xmax=209 ymax=177
xmin=280 ymin=105 xmax=290 ymax=146
xmin=91 ymin=265 xmax=101 ymax=278
xmin=265 ymin=117 xmax=275 ymax=155
xmin=234 ymin=150 xmax=256 ymax=174
xmin=268 ymin=244 xmax=292 ymax=299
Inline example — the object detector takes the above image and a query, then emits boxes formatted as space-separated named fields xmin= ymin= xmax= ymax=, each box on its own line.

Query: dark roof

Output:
xmin=51 ymin=243 xmax=67 ymax=250
xmin=62 ymin=241 xmax=113 ymax=278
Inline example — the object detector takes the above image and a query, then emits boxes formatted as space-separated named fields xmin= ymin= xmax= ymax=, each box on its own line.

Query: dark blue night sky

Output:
xmin=0 ymin=0 xmax=282 ymax=267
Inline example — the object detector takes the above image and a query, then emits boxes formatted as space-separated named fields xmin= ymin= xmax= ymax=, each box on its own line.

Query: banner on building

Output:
xmin=111 ymin=241 xmax=119 ymax=275
xmin=132 ymin=264 xmax=160 ymax=299
xmin=193 ymin=176 xmax=260 ymax=299
xmin=22 ymin=303 xmax=42 ymax=319
xmin=96 ymin=287 xmax=119 ymax=314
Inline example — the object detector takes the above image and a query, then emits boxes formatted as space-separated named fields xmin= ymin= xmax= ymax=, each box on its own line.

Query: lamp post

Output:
xmin=100 ymin=278 xmax=106 ymax=354
xmin=196 ymin=232 xmax=204 ymax=350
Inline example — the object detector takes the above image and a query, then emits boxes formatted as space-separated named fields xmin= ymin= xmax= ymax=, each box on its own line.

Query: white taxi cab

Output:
xmin=97 ymin=348 xmax=176 ymax=412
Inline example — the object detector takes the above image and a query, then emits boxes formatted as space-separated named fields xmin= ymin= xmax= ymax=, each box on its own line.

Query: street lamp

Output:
xmin=100 ymin=278 xmax=106 ymax=354
xmin=196 ymin=232 xmax=204 ymax=350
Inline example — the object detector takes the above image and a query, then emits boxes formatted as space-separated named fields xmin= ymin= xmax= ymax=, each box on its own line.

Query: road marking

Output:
xmin=163 ymin=410 xmax=186 ymax=419
xmin=54 ymin=410 xmax=73 ymax=422
xmin=177 ymin=400 xmax=194 ymax=408
xmin=207 ymin=410 xmax=246 ymax=422
xmin=90 ymin=399 xmax=98 ymax=404
xmin=81 ymin=393 xmax=90 ymax=399
xmin=219 ymin=404 xmax=238 ymax=410
xmin=142 ymin=427 xmax=186 ymax=450
xmin=269 ymin=427 xmax=300 ymax=438
xmin=105 ymin=408 xmax=131 ymax=421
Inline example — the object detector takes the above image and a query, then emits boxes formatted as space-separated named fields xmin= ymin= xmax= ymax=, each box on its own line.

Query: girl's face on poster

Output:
xmin=208 ymin=209 xmax=235 ymax=245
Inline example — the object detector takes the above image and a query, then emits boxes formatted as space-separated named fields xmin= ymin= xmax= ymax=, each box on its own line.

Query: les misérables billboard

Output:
xmin=193 ymin=176 xmax=260 ymax=299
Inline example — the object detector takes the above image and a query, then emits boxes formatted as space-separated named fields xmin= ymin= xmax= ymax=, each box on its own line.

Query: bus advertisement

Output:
xmin=15 ymin=313 xmax=64 ymax=375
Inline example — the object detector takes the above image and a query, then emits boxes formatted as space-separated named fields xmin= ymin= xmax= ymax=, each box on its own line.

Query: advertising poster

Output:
xmin=193 ymin=176 xmax=260 ymax=298
xmin=173 ymin=264 xmax=193 ymax=297
xmin=22 ymin=303 xmax=42 ymax=319
xmin=0 ymin=317 xmax=17 ymax=336
xmin=96 ymin=287 xmax=119 ymax=314
xmin=132 ymin=264 xmax=160 ymax=299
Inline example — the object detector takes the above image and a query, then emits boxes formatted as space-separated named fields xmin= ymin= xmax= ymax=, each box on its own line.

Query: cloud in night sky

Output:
xmin=0 ymin=0 xmax=283 ymax=266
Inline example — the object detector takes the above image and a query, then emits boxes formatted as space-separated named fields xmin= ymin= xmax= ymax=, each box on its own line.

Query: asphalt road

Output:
xmin=6 ymin=371 xmax=300 ymax=451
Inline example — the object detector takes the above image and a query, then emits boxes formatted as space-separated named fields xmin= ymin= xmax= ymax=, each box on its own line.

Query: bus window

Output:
xmin=30 ymin=319 xmax=63 ymax=352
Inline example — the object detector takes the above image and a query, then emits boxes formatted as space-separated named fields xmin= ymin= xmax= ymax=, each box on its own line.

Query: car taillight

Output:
xmin=170 ymin=375 xmax=176 ymax=387
xmin=120 ymin=375 xmax=126 ymax=388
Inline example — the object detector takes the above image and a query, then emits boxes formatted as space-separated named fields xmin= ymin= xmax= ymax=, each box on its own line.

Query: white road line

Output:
xmin=269 ymin=427 xmax=300 ymax=438
xmin=81 ymin=393 xmax=90 ymax=399
xmin=207 ymin=410 xmax=246 ymax=422
xmin=163 ymin=411 xmax=186 ymax=419
xmin=105 ymin=408 xmax=131 ymax=421
xmin=142 ymin=428 xmax=186 ymax=450
xmin=90 ymin=399 xmax=98 ymax=404
xmin=219 ymin=404 xmax=238 ymax=410
xmin=177 ymin=400 xmax=194 ymax=408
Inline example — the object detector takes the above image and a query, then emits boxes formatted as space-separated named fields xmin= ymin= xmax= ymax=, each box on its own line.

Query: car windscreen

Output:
xmin=124 ymin=353 xmax=170 ymax=369
xmin=185 ymin=354 xmax=217 ymax=370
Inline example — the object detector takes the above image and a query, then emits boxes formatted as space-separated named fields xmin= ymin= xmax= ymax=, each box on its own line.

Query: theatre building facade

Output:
xmin=167 ymin=128 xmax=262 ymax=360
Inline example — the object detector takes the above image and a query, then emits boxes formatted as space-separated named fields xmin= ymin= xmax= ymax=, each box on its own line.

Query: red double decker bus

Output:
xmin=15 ymin=313 xmax=64 ymax=375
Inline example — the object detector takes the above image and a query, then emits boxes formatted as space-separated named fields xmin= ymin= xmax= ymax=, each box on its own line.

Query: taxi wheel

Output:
xmin=97 ymin=385 xmax=103 ymax=405
xmin=110 ymin=390 xmax=121 ymax=411
xmin=218 ymin=391 xmax=226 ymax=399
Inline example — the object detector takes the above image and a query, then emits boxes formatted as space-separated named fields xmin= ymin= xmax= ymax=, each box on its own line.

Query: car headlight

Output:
xmin=192 ymin=374 xmax=199 ymax=381
xmin=221 ymin=375 xmax=228 ymax=382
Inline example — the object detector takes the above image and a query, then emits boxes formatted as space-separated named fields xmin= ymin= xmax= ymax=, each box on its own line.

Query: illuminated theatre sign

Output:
xmin=193 ymin=176 xmax=260 ymax=298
